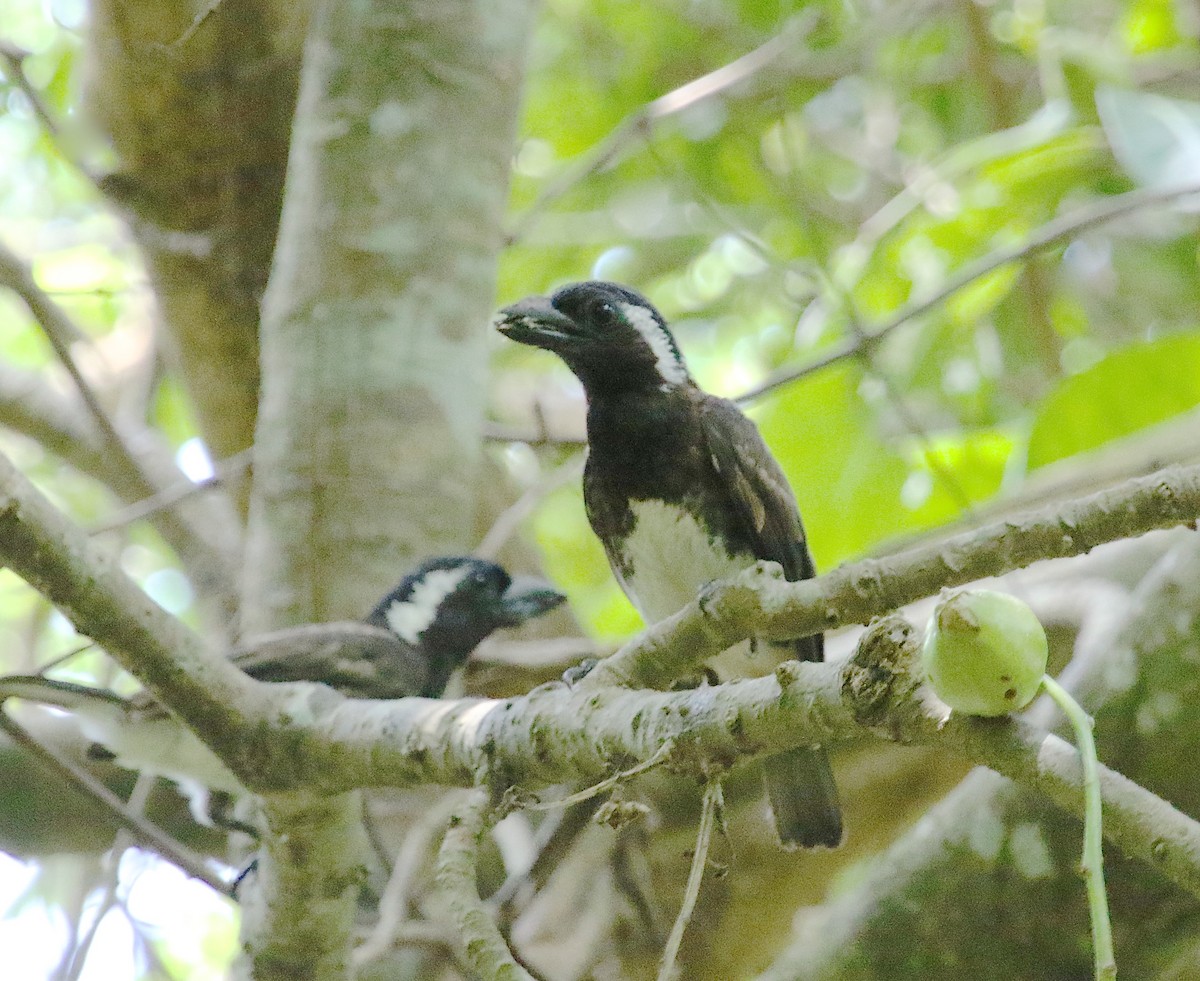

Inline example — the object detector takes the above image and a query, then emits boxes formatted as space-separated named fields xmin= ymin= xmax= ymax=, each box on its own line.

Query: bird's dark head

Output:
xmin=366 ymin=556 xmax=565 ymax=660
xmin=496 ymin=281 xmax=691 ymax=393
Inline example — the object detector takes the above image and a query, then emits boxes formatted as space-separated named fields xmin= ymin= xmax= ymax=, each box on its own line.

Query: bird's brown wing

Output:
xmin=696 ymin=393 xmax=821 ymax=661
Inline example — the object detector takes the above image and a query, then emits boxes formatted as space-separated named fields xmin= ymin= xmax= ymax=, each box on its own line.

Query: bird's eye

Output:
xmin=596 ymin=301 xmax=616 ymax=320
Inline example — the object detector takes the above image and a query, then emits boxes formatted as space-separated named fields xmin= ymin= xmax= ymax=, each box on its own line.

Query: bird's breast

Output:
xmin=616 ymin=500 xmax=747 ymax=620
xmin=613 ymin=500 xmax=776 ymax=680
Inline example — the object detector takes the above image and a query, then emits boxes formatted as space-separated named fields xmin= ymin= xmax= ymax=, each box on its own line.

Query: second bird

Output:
xmin=497 ymin=280 xmax=842 ymax=849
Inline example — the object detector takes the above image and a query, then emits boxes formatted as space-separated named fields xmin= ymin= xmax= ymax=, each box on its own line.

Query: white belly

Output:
xmin=617 ymin=500 xmax=777 ymax=680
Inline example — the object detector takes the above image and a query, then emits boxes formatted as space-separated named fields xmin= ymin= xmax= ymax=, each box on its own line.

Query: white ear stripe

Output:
xmin=619 ymin=302 xmax=688 ymax=386
xmin=384 ymin=566 xmax=472 ymax=644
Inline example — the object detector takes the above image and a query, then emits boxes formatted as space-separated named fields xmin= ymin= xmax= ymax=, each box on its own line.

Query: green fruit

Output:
xmin=922 ymin=590 xmax=1049 ymax=716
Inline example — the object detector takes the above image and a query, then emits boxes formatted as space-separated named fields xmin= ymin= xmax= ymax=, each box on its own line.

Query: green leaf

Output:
xmin=1027 ymin=332 xmax=1200 ymax=469
xmin=755 ymin=364 xmax=914 ymax=564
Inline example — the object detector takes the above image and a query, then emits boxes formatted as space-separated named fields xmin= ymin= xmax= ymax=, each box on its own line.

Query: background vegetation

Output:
xmin=1 ymin=0 xmax=1198 ymax=977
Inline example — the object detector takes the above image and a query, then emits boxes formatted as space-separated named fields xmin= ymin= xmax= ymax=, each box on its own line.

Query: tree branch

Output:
xmin=0 ymin=241 xmax=131 ymax=459
xmin=0 ymin=449 xmax=264 ymax=769
xmin=739 ymin=180 xmax=1200 ymax=405
xmin=295 ymin=608 xmax=1200 ymax=903
xmin=0 ymin=261 xmax=240 ymax=615
xmin=238 ymin=791 xmax=373 ymax=981
xmin=762 ymin=530 xmax=1200 ymax=979
xmin=435 ymin=790 xmax=535 ymax=981
xmin=842 ymin=616 xmax=1200 ymax=900
xmin=586 ymin=462 xmax=1200 ymax=688
xmin=506 ymin=12 xmax=820 ymax=246
xmin=5 ymin=444 xmax=1200 ymax=915
xmin=0 ymin=701 xmax=231 ymax=895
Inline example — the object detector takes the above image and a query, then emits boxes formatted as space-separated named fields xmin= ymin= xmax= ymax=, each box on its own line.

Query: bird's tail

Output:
xmin=763 ymin=745 xmax=843 ymax=849
xmin=763 ymin=630 xmax=842 ymax=847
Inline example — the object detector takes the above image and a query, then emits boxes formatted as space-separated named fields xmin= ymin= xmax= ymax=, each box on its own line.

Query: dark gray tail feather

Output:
xmin=763 ymin=745 xmax=843 ymax=849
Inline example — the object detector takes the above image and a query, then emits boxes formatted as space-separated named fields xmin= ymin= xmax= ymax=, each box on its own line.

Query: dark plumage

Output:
xmin=237 ymin=556 xmax=565 ymax=700
xmin=497 ymin=281 xmax=842 ymax=849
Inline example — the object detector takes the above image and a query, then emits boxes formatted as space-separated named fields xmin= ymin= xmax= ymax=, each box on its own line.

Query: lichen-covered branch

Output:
xmin=0 ymin=450 xmax=259 ymax=763
xmin=4 ymin=433 xmax=1200 ymax=934
xmin=435 ymin=790 xmax=534 ymax=981
xmin=762 ymin=529 xmax=1200 ymax=980
xmin=585 ymin=462 xmax=1200 ymax=689
xmin=842 ymin=616 xmax=1200 ymax=899
xmin=237 ymin=791 xmax=373 ymax=981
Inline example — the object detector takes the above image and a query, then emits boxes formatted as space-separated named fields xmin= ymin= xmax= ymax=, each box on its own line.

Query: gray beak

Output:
xmin=497 ymin=575 xmax=567 ymax=625
xmin=495 ymin=295 xmax=578 ymax=349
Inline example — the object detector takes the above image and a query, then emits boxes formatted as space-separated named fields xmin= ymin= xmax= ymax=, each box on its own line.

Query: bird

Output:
xmin=496 ymin=281 xmax=843 ymax=848
xmin=1 ymin=556 xmax=565 ymax=820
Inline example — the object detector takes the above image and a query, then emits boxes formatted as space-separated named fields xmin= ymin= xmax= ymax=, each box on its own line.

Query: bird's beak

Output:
xmin=496 ymin=575 xmax=567 ymax=625
xmin=495 ymin=295 xmax=578 ymax=350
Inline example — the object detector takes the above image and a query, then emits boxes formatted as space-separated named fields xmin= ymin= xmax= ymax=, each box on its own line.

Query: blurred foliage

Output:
xmin=1 ymin=0 xmax=1200 ymax=972
xmin=1 ymin=0 xmax=1197 ymax=637
xmin=496 ymin=0 xmax=1200 ymax=638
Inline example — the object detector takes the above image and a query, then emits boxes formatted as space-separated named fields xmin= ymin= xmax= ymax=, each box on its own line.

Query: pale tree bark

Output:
xmin=243 ymin=0 xmax=536 ymax=626
xmin=236 ymin=0 xmax=536 ymax=976
xmin=5 ymin=453 xmax=1200 ymax=980
xmin=85 ymin=0 xmax=309 ymax=469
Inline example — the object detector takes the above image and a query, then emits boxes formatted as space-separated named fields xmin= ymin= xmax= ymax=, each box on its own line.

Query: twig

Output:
xmin=482 ymin=419 xmax=585 ymax=447
xmin=0 ymin=243 xmax=173 ymax=530
xmin=475 ymin=457 xmax=584 ymax=559
xmin=34 ymin=641 xmax=97 ymax=676
xmin=62 ymin=776 xmax=156 ymax=981
xmin=88 ymin=448 xmax=253 ymax=535
xmin=507 ymin=13 xmax=820 ymax=244
xmin=522 ymin=740 xmax=675 ymax=811
xmin=738 ymin=179 xmax=1200 ymax=405
xmin=657 ymin=780 xmax=722 ymax=981
xmin=0 ymin=240 xmax=90 ymax=349
xmin=0 ymin=363 xmax=240 ymax=605
xmin=353 ymin=794 xmax=462 ymax=969
xmin=0 ymin=703 xmax=231 ymax=895
xmin=435 ymin=790 xmax=535 ymax=981
xmin=0 ymin=44 xmax=98 ymax=184
xmin=170 ymin=0 xmax=226 ymax=48
xmin=850 ymin=323 xmax=973 ymax=511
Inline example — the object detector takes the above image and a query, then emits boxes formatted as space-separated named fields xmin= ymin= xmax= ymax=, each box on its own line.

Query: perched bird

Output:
xmin=496 ymin=282 xmax=842 ymax=848
xmin=2 ymin=557 xmax=565 ymax=816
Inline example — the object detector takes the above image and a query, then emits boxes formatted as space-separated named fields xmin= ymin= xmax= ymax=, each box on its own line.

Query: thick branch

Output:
xmin=842 ymin=616 xmax=1200 ymax=899
xmin=238 ymin=792 xmax=372 ymax=981
xmin=763 ymin=530 xmax=1200 ymax=979
xmin=586 ymin=462 xmax=1200 ymax=688
xmin=4 ymin=440 xmax=1200 ymax=906
xmin=0 ymin=450 xmax=261 ymax=765
xmin=286 ymin=614 xmax=1200 ymax=902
